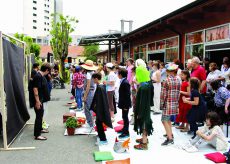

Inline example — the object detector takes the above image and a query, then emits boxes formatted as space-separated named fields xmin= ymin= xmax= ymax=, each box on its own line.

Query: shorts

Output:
xmin=161 ymin=115 xmax=171 ymax=122
xmin=107 ymin=91 xmax=115 ymax=112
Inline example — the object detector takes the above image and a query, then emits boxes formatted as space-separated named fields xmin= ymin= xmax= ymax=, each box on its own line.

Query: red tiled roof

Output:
xmin=40 ymin=45 xmax=84 ymax=58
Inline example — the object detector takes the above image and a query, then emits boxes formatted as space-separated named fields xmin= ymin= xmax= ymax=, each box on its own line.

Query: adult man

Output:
xmin=28 ymin=63 xmax=40 ymax=108
xmin=33 ymin=63 xmax=51 ymax=140
xmin=191 ymin=57 xmax=207 ymax=95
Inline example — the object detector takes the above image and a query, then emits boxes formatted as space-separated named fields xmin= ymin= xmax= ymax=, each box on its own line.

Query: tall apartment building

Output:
xmin=23 ymin=0 xmax=63 ymax=45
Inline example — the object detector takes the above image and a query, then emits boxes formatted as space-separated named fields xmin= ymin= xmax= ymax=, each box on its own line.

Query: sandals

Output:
xmin=35 ymin=136 xmax=47 ymax=140
xmin=136 ymin=138 xmax=149 ymax=144
xmin=134 ymin=143 xmax=148 ymax=150
xmin=41 ymin=129 xmax=49 ymax=133
xmin=180 ymin=129 xmax=189 ymax=132
xmin=175 ymin=126 xmax=185 ymax=129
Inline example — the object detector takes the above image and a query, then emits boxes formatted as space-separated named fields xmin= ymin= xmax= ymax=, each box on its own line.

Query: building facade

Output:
xmin=23 ymin=0 xmax=63 ymax=44
xmin=95 ymin=0 xmax=230 ymax=68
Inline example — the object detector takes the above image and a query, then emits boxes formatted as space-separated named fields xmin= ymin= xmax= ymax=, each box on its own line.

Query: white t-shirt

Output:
xmin=207 ymin=70 xmax=222 ymax=90
xmin=202 ymin=125 xmax=228 ymax=151
xmin=107 ymin=71 xmax=116 ymax=91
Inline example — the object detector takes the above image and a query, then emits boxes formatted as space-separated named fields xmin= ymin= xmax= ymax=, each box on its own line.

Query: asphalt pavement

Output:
xmin=0 ymin=87 xmax=99 ymax=164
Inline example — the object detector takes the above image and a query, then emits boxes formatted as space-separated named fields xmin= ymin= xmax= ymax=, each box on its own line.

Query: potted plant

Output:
xmin=66 ymin=117 xmax=77 ymax=135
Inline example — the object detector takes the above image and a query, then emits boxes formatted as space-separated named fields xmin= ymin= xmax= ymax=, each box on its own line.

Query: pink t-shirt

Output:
xmin=191 ymin=65 xmax=207 ymax=94
xmin=127 ymin=65 xmax=134 ymax=84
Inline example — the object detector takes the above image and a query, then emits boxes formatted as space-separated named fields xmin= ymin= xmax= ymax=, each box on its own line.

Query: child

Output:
xmin=73 ymin=66 xmax=85 ymax=110
xmin=183 ymin=78 xmax=206 ymax=139
xmin=117 ymin=68 xmax=131 ymax=139
xmin=91 ymin=73 xmax=113 ymax=145
xmin=183 ymin=112 xmax=228 ymax=153
xmin=176 ymin=70 xmax=191 ymax=132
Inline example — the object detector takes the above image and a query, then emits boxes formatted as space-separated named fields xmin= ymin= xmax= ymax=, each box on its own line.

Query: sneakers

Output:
xmin=182 ymin=142 xmax=193 ymax=150
xmin=161 ymin=138 xmax=174 ymax=146
xmin=185 ymin=145 xmax=198 ymax=153
xmin=118 ymin=133 xmax=130 ymax=139
xmin=95 ymin=140 xmax=108 ymax=146
xmin=134 ymin=143 xmax=148 ymax=150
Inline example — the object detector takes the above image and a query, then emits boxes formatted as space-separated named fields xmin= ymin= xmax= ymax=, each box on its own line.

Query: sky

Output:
xmin=0 ymin=0 xmax=194 ymax=36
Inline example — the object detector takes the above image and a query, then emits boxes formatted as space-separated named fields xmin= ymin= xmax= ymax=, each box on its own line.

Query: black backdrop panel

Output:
xmin=3 ymin=39 xmax=30 ymax=145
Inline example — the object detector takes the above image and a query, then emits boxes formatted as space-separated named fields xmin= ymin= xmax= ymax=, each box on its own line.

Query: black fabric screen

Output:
xmin=3 ymin=39 xmax=30 ymax=145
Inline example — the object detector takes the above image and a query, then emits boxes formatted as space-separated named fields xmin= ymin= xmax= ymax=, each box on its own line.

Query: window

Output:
xmin=44 ymin=22 xmax=46 ymax=25
xmin=33 ymin=13 xmax=37 ymax=16
xmin=44 ymin=28 xmax=46 ymax=31
xmin=47 ymin=5 xmax=49 ymax=7
xmin=44 ymin=4 xmax=46 ymax=7
xmin=33 ymin=20 xmax=37 ymax=23
xmin=33 ymin=26 xmax=37 ymax=29
xmin=148 ymin=42 xmax=156 ymax=52
xmin=44 ymin=10 xmax=49 ymax=14
xmin=205 ymin=24 xmax=229 ymax=42
xmin=44 ymin=16 xmax=49 ymax=20
xmin=185 ymin=31 xmax=204 ymax=61
xmin=33 ymin=7 xmax=37 ymax=10
xmin=156 ymin=40 xmax=166 ymax=50
xmin=165 ymin=37 xmax=179 ymax=62
xmin=47 ymin=29 xmax=49 ymax=31
xmin=33 ymin=1 xmax=37 ymax=4
xmin=47 ymin=23 xmax=49 ymax=25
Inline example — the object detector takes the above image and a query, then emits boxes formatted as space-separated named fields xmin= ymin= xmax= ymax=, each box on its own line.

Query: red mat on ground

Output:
xmin=114 ymin=125 xmax=124 ymax=132
xmin=117 ymin=120 xmax=124 ymax=125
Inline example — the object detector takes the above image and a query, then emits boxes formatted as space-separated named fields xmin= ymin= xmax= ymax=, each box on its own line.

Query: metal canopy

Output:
xmin=79 ymin=32 xmax=122 ymax=45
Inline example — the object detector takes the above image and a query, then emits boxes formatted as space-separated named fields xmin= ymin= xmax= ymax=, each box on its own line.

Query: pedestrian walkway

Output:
xmin=99 ymin=109 xmax=230 ymax=164
xmin=0 ymin=88 xmax=98 ymax=164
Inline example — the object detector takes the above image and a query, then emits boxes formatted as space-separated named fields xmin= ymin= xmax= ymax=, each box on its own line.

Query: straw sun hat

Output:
xmin=81 ymin=60 xmax=98 ymax=71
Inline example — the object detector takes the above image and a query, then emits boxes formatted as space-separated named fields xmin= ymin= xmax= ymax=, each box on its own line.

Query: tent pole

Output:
xmin=0 ymin=31 xmax=8 ymax=149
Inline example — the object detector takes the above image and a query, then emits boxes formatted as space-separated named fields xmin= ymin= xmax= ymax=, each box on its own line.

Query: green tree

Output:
xmin=13 ymin=33 xmax=41 ymax=57
xmin=50 ymin=14 xmax=78 ymax=82
xmin=83 ymin=44 xmax=99 ymax=62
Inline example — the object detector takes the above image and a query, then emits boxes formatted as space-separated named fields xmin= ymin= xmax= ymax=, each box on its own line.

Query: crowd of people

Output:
xmin=29 ymin=56 xmax=230 ymax=153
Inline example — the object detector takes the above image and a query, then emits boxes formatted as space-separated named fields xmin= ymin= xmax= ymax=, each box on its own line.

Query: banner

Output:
xmin=3 ymin=39 xmax=30 ymax=144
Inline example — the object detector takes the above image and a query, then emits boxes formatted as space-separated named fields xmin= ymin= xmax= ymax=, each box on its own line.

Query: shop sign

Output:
xmin=156 ymin=40 xmax=165 ymax=50
xmin=186 ymin=31 xmax=204 ymax=45
xmin=166 ymin=37 xmax=178 ymax=48
xmin=148 ymin=42 xmax=156 ymax=51
xmin=206 ymin=24 xmax=229 ymax=42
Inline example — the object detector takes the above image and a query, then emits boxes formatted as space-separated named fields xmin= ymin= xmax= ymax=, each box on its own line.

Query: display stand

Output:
xmin=0 ymin=31 xmax=35 ymax=151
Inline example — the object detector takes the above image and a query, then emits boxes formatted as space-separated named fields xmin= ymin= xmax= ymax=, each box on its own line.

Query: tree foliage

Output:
xmin=13 ymin=33 xmax=41 ymax=57
xmin=50 ymin=14 xmax=78 ymax=81
xmin=83 ymin=44 xmax=99 ymax=62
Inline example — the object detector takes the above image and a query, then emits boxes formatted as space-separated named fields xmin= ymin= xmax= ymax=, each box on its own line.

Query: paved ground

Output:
xmin=0 ymin=87 xmax=99 ymax=164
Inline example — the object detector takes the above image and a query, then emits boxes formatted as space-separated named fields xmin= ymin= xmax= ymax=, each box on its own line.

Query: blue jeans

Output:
xmin=75 ymin=87 xmax=83 ymax=108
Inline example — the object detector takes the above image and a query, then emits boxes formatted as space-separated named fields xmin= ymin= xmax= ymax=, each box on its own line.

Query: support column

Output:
xmin=115 ymin=41 xmax=118 ymax=61
xmin=108 ymin=40 xmax=111 ymax=62
xmin=120 ymin=42 xmax=123 ymax=63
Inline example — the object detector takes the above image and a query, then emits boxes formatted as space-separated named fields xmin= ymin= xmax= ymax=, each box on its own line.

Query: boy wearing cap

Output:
xmin=73 ymin=66 xmax=85 ymax=110
xmin=160 ymin=63 xmax=181 ymax=146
